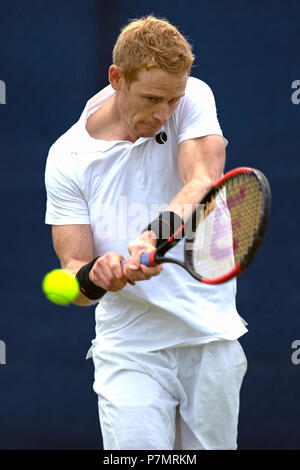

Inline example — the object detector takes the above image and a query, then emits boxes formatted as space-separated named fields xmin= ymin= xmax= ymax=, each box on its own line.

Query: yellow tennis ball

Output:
xmin=42 ymin=269 xmax=80 ymax=306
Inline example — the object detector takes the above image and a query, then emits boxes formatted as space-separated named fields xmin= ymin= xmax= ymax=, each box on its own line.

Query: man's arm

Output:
xmin=167 ymin=134 xmax=225 ymax=220
xmin=52 ymin=224 xmax=130 ymax=306
xmin=125 ymin=134 xmax=225 ymax=278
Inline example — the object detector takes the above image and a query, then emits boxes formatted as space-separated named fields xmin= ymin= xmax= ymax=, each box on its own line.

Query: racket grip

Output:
xmin=140 ymin=251 xmax=158 ymax=266
xmin=140 ymin=252 xmax=151 ymax=266
xmin=121 ymin=251 xmax=157 ymax=270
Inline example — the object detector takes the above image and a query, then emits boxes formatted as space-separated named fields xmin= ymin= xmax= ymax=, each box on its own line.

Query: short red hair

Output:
xmin=113 ymin=15 xmax=195 ymax=83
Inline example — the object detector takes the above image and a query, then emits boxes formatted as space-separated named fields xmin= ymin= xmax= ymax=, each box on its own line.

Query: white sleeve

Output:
xmin=44 ymin=146 xmax=90 ymax=225
xmin=174 ymin=77 xmax=228 ymax=145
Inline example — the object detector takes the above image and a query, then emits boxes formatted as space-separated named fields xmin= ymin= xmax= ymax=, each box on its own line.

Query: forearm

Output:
xmin=166 ymin=177 xmax=215 ymax=221
xmin=170 ymin=135 xmax=225 ymax=221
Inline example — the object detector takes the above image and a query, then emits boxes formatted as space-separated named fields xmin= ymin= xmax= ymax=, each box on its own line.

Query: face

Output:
xmin=110 ymin=66 xmax=188 ymax=139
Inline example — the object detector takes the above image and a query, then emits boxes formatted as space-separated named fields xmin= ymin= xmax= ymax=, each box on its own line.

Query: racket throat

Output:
xmin=154 ymin=255 xmax=187 ymax=271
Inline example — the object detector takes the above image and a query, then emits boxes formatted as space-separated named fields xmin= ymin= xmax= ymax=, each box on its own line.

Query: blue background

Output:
xmin=0 ymin=0 xmax=299 ymax=450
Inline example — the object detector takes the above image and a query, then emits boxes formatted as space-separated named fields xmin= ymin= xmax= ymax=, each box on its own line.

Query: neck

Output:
xmin=86 ymin=93 xmax=138 ymax=143
xmin=111 ymin=93 xmax=138 ymax=142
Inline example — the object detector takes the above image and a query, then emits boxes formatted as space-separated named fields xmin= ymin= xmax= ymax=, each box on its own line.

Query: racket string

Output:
xmin=191 ymin=174 xmax=263 ymax=279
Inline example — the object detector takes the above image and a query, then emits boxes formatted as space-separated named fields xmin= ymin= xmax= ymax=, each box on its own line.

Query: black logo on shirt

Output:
xmin=155 ymin=132 xmax=167 ymax=144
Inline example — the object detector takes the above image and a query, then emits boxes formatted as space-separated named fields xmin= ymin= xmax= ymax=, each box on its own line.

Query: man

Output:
xmin=45 ymin=16 xmax=248 ymax=450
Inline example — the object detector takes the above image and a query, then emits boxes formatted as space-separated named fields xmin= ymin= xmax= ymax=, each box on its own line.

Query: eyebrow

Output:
xmin=143 ymin=93 xmax=185 ymax=99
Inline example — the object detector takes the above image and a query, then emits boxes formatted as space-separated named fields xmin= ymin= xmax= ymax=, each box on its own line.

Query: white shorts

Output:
xmin=91 ymin=339 xmax=247 ymax=450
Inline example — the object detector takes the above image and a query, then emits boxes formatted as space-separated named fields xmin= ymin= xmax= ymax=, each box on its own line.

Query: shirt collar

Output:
xmin=76 ymin=86 xmax=164 ymax=152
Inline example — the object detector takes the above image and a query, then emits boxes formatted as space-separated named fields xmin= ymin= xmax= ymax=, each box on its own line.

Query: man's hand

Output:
xmin=123 ymin=231 xmax=163 ymax=282
xmin=89 ymin=252 xmax=136 ymax=290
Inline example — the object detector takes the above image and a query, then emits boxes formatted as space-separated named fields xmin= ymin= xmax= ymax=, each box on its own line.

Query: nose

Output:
xmin=153 ymin=104 xmax=169 ymax=124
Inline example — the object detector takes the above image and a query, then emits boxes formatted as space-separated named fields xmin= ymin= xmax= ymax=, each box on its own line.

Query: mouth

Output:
xmin=144 ymin=122 xmax=161 ymax=131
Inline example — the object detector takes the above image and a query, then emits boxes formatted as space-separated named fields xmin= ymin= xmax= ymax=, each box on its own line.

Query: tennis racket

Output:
xmin=124 ymin=167 xmax=271 ymax=284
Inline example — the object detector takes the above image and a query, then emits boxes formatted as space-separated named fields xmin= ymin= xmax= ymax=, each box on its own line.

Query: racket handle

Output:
xmin=121 ymin=251 xmax=157 ymax=269
xmin=140 ymin=252 xmax=151 ymax=266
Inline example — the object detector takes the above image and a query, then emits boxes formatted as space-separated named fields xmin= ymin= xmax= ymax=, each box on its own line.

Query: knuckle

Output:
xmin=95 ymin=257 xmax=105 ymax=268
xmin=116 ymin=272 xmax=125 ymax=281
xmin=90 ymin=269 xmax=99 ymax=284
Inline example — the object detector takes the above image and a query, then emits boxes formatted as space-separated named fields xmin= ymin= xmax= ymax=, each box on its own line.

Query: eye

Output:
xmin=145 ymin=96 xmax=160 ymax=103
xmin=143 ymin=96 xmax=181 ymax=105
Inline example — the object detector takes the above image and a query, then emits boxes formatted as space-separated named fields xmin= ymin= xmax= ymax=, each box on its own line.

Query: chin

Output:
xmin=138 ymin=124 xmax=160 ymax=138
xmin=139 ymin=130 xmax=157 ymax=138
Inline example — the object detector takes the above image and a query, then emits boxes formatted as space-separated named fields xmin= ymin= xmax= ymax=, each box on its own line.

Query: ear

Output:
xmin=109 ymin=65 xmax=123 ymax=91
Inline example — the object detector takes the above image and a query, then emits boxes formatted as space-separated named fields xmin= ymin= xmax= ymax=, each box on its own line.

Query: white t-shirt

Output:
xmin=45 ymin=77 xmax=248 ymax=353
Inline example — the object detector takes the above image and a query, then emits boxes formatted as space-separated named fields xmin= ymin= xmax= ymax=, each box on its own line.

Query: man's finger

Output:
xmin=140 ymin=264 xmax=163 ymax=277
xmin=127 ymin=248 xmax=143 ymax=269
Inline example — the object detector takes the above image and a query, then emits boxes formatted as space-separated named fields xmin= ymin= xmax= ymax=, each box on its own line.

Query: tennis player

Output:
xmin=44 ymin=16 xmax=248 ymax=450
